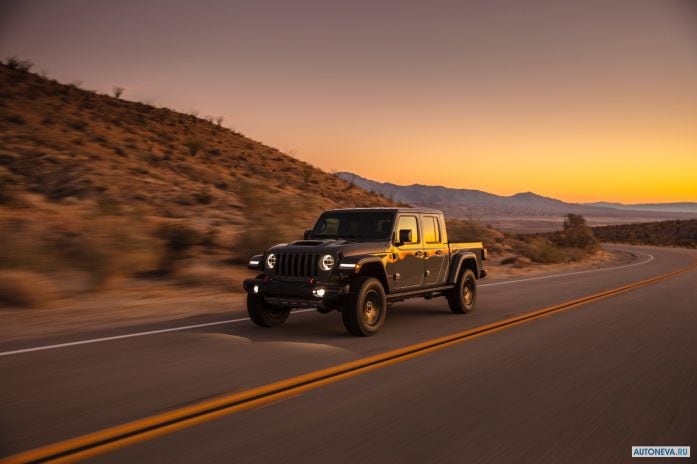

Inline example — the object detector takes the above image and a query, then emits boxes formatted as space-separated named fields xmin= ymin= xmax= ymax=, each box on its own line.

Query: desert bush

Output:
xmin=446 ymin=219 xmax=505 ymax=255
xmin=513 ymin=237 xmax=566 ymax=264
xmin=156 ymin=223 xmax=202 ymax=273
xmin=48 ymin=218 xmax=160 ymax=287
xmin=6 ymin=113 xmax=26 ymax=124
xmin=0 ymin=271 xmax=57 ymax=308
xmin=230 ymin=181 xmax=317 ymax=263
xmin=113 ymin=86 xmax=124 ymax=99
xmin=194 ymin=189 xmax=214 ymax=205
xmin=184 ymin=139 xmax=203 ymax=156
xmin=553 ymin=214 xmax=598 ymax=250
xmin=0 ymin=214 xmax=159 ymax=287
xmin=5 ymin=56 xmax=33 ymax=72
xmin=302 ymin=164 xmax=313 ymax=185
xmin=68 ymin=119 xmax=87 ymax=131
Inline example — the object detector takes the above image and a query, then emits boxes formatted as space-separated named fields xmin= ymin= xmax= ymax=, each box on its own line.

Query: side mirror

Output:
xmin=396 ymin=229 xmax=412 ymax=246
xmin=303 ymin=229 xmax=312 ymax=240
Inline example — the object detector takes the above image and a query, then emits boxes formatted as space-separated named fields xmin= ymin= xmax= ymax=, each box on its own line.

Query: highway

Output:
xmin=1 ymin=245 xmax=696 ymax=463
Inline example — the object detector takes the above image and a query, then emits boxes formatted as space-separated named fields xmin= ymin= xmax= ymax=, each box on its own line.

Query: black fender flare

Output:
xmin=448 ymin=252 xmax=479 ymax=284
xmin=339 ymin=255 xmax=390 ymax=291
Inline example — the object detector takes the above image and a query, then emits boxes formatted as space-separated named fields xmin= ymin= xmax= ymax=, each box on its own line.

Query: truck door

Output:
xmin=421 ymin=214 xmax=449 ymax=285
xmin=389 ymin=214 xmax=425 ymax=290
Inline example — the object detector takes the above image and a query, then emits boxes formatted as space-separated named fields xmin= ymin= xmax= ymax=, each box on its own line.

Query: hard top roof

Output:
xmin=320 ymin=207 xmax=443 ymax=215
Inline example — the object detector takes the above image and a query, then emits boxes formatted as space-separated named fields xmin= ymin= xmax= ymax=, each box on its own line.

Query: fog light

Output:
xmin=313 ymin=288 xmax=326 ymax=298
xmin=253 ymin=285 xmax=259 ymax=294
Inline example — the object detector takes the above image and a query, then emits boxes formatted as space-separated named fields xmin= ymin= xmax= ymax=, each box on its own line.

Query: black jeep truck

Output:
xmin=244 ymin=208 xmax=487 ymax=336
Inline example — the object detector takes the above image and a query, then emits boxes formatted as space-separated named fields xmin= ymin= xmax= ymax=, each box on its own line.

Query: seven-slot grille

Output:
xmin=275 ymin=252 xmax=321 ymax=279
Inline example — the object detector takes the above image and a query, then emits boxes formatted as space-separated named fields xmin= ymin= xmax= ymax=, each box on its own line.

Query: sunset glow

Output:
xmin=2 ymin=0 xmax=695 ymax=203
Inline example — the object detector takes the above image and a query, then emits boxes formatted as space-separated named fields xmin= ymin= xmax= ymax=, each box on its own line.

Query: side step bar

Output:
xmin=386 ymin=285 xmax=454 ymax=301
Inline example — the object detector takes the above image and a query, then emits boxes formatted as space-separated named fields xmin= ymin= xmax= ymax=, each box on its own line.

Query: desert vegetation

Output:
xmin=592 ymin=220 xmax=697 ymax=248
xmin=0 ymin=59 xmax=395 ymax=307
xmin=446 ymin=214 xmax=600 ymax=265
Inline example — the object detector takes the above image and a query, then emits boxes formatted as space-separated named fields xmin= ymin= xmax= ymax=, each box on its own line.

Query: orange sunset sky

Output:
xmin=1 ymin=0 xmax=695 ymax=203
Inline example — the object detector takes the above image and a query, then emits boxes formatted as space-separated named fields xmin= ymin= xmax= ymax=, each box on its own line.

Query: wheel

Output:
xmin=447 ymin=269 xmax=477 ymax=314
xmin=341 ymin=277 xmax=387 ymax=336
xmin=247 ymin=293 xmax=291 ymax=327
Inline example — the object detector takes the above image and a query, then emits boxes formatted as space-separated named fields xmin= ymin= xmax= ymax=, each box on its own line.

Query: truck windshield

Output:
xmin=310 ymin=211 xmax=395 ymax=241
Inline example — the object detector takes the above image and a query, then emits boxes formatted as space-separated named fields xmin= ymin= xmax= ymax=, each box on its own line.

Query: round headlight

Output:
xmin=266 ymin=253 xmax=276 ymax=269
xmin=319 ymin=254 xmax=335 ymax=271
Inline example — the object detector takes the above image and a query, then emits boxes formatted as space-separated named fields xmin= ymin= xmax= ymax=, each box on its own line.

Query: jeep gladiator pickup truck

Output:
xmin=244 ymin=208 xmax=487 ymax=336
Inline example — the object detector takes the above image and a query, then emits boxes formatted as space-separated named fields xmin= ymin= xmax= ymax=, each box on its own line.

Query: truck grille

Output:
xmin=275 ymin=253 xmax=320 ymax=279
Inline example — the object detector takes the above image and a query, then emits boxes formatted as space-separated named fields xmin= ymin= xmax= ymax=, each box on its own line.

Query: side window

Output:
xmin=317 ymin=218 xmax=339 ymax=236
xmin=396 ymin=215 xmax=419 ymax=244
xmin=424 ymin=216 xmax=441 ymax=244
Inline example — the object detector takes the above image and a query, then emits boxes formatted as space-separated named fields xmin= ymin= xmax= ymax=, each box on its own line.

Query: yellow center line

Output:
xmin=3 ymin=258 xmax=697 ymax=464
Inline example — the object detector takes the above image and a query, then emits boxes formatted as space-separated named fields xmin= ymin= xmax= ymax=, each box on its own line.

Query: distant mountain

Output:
xmin=584 ymin=202 xmax=697 ymax=214
xmin=336 ymin=172 xmax=697 ymax=225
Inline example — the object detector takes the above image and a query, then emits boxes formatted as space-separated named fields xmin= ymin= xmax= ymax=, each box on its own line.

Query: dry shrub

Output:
xmin=49 ymin=217 xmax=161 ymax=287
xmin=156 ymin=223 xmax=201 ymax=273
xmin=184 ymin=139 xmax=203 ymax=156
xmin=446 ymin=219 xmax=505 ymax=255
xmin=230 ymin=181 xmax=317 ymax=263
xmin=552 ymin=214 xmax=599 ymax=250
xmin=513 ymin=237 xmax=566 ymax=264
xmin=0 ymin=213 xmax=161 ymax=288
xmin=0 ymin=271 xmax=58 ymax=308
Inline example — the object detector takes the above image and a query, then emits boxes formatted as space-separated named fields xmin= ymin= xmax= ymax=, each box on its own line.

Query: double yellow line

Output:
xmin=4 ymin=258 xmax=697 ymax=463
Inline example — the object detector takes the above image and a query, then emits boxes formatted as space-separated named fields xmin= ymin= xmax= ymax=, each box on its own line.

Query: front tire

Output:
xmin=247 ymin=294 xmax=291 ymax=327
xmin=447 ymin=269 xmax=477 ymax=314
xmin=341 ymin=277 xmax=387 ymax=336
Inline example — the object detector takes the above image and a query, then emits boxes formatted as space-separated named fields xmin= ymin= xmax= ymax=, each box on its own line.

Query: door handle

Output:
xmin=435 ymin=250 xmax=444 ymax=255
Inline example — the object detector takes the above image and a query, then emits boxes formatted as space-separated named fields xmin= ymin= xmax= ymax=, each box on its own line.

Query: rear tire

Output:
xmin=447 ymin=269 xmax=477 ymax=314
xmin=341 ymin=277 xmax=387 ymax=336
xmin=247 ymin=294 xmax=291 ymax=327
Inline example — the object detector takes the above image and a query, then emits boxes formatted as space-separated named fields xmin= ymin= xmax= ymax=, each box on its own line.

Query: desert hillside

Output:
xmin=592 ymin=220 xmax=697 ymax=248
xmin=0 ymin=62 xmax=395 ymax=296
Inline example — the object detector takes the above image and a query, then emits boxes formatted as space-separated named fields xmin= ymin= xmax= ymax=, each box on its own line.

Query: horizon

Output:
xmin=336 ymin=171 xmax=697 ymax=205
xmin=2 ymin=0 xmax=695 ymax=204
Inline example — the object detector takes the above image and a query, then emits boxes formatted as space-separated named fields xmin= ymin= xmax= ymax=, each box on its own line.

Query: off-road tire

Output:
xmin=447 ymin=269 xmax=477 ymax=314
xmin=341 ymin=277 xmax=387 ymax=336
xmin=247 ymin=294 xmax=291 ymax=327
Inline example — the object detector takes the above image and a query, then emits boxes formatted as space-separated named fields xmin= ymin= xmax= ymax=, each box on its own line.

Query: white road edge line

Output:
xmin=0 ymin=309 xmax=318 ymax=357
xmin=0 ymin=250 xmax=654 ymax=358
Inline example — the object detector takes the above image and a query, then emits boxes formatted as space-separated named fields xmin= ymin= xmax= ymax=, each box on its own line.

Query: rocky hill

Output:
xmin=0 ymin=63 xmax=395 ymax=290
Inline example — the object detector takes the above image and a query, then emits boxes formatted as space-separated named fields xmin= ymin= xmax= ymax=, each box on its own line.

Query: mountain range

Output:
xmin=583 ymin=202 xmax=697 ymax=214
xmin=336 ymin=172 xmax=697 ymax=230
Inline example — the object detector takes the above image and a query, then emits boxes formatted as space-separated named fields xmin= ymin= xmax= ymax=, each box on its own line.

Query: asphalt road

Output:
xmin=1 ymin=245 xmax=696 ymax=463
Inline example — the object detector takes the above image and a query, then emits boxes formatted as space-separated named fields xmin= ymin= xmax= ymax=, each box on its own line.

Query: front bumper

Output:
xmin=243 ymin=278 xmax=349 ymax=309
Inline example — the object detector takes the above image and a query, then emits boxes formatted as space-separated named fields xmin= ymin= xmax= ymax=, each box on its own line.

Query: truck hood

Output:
xmin=268 ymin=239 xmax=389 ymax=257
